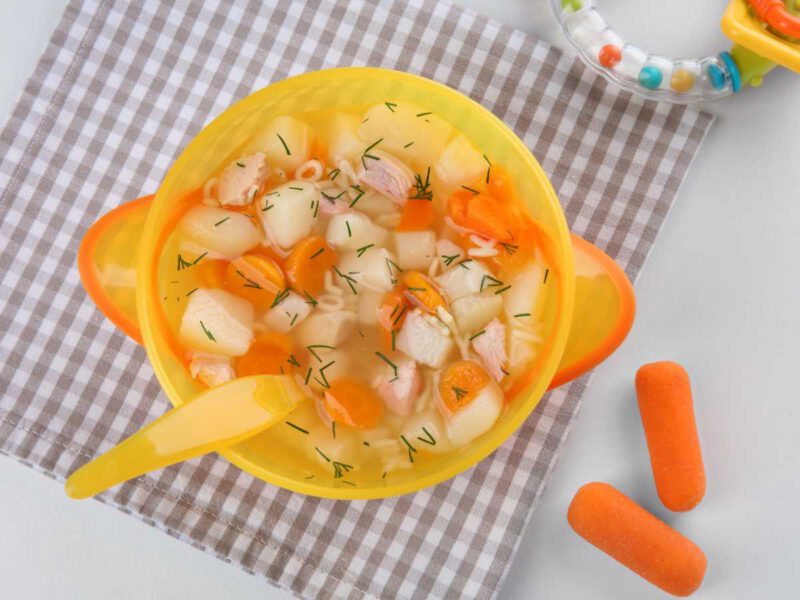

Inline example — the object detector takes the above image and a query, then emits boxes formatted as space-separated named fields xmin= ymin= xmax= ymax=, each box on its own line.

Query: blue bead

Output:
xmin=719 ymin=51 xmax=742 ymax=93
xmin=638 ymin=66 xmax=663 ymax=90
xmin=707 ymin=63 xmax=726 ymax=90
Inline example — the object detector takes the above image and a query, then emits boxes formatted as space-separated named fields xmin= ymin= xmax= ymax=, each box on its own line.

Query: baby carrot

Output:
xmin=568 ymin=482 xmax=707 ymax=597
xmin=636 ymin=361 xmax=705 ymax=512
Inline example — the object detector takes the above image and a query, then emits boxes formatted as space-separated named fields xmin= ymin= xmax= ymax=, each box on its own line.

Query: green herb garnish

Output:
xmin=375 ymin=351 xmax=398 ymax=377
xmin=404 ymin=141 xmax=415 ymax=148
xmin=276 ymin=133 xmax=291 ymax=155
xmin=349 ymin=185 xmax=365 ymax=208
xmin=452 ymin=386 xmax=467 ymax=401
xmin=543 ymin=269 xmax=549 ymax=284
xmin=270 ymin=288 xmax=291 ymax=308
xmin=483 ymin=154 xmax=491 ymax=183
xmin=461 ymin=185 xmax=480 ymax=195
xmin=493 ymin=285 xmax=512 ymax=295
xmin=200 ymin=321 xmax=215 ymax=342
xmin=328 ymin=168 xmax=340 ymax=180
xmin=514 ymin=312 xmax=531 ymax=318
xmin=185 ymin=288 xmax=199 ymax=297
xmin=500 ymin=242 xmax=518 ymax=255
xmin=310 ymin=247 xmax=325 ymax=259
xmin=214 ymin=216 xmax=230 ymax=227
xmin=385 ymin=101 xmax=397 ymax=112
xmin=303 ymin=291 xmax=318 ymax=306
xmin=469 ymin=330 xmax=486 ymax=341
xmin=415 ymin=111 xmax=432 ymax=117
xmin=307 ymin=344 xmax=335 ymax=362
xmin=289 ymin=185 xmax=304 ymax=191
xmin=409 ymin=166 xmax=433 ymax=201
xmin=361 ymin=138 xmax=383 ymax=169
xmin=442 ymin=254 xmax=459 ymax=267
xmin=400 ymin=435 xmax=417 ymax=463
xmin=236 ymin=162 xmax=246 ymax=168
xmin=286 ymin=421 xmax=309 ymax=434
xmin=356 ymin=243 xmax=374 ymax=257
xmin=417 ymin=427 xmax=436 ymax=446
xmin=235 ymin=269 xmax=261 ymax=289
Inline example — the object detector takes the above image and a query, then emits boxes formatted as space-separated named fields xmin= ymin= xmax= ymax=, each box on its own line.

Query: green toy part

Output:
xmin=731 ymin=44 xmax=778 ymax=87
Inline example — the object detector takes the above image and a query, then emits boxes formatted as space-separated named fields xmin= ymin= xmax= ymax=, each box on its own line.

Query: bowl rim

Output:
xmin=137 ymin=67 xmax=576 ymax=500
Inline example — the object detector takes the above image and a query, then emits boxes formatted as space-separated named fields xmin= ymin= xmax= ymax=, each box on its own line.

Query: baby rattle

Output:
xmin=552 ymin=0 xmax=800 ymax=103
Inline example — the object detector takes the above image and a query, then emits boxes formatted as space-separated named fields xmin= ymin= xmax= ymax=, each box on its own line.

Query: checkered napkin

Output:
xmin=0 ymin=0 xmax=713 ymax=598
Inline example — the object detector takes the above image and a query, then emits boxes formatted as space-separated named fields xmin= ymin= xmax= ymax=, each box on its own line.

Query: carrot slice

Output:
xmin=323 ymin=378 xmax=383 ymax=429
xmin=237 ymin=332 xmax=294 ymax=377
xmin=438 ymin=360 xmax=491 ymax=413
xmin=224 ymin=254 xmax=285 ymax=309
xmin=402 ymin=271 xmax=446 ymax=313
xmin=397 ymin=199 xmax=434 ymax=231
xmin=284 ymin=236 xmax=338 ymax=296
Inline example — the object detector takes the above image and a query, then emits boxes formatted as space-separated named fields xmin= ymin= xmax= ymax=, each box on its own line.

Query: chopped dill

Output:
xmin=493 ymin=285 xmax=512 ymax=295
xmin=480 ymin=274 xmax=504 ymax=291
xmin=543 ymin=269 xmax=549 ymax=284
xmin=307 ymin=344 xmax=335 ymax=361
xmin=290 ymin=313 xmax=299 ymax=326
xmin=200 ymin=321 xmax=216 ymax=342
xmin=341 ymin=480 xmax=356 ymax=486
xmin=385 ymin=257 xmax=403 ymax=276
xmin=461 ymin=185 xmax=480 ymax=195
xmin=500 ymin=242 xmax=518 ymax=255
xmin=375 ymin=351 xmax=398 ymax=377
xmin=303 ymin=290 xmax=318 ymax=306
xmin=304 ymin=367 xmax=313 ymax=385
xmin=457 ymin=258 xmax=473 ymax=270
xmin=406 ymin=287 xmax=426 ymax=292
xmin=270 ymin=288 xmax=291 ymax=308
xmin=483 ymin=154 xmax=492 ymax=183
xmin=287 ymin=354 xmax=301 ymax=367
xmin=213 ymin=216 xmax=230 ymax=227
xmin=345 ymin=220 xmax=352 ymax=237
xmin=236 ymin=161 xmax=246 ymax=168
xmin=404 ymin=141 xmax=415 ymax=148
xmin=332 ymin=422 xmax=336 ymax=439
xmin=321 ymin=190 xmax=346 ymax=203
xmin=315 ymin=447 xmax=331 ymax=462
xmin=312 ymin=199 xmax=320 ymax=218
xmin=417 ymin=427 xmax=436 ymax=446
xmin=349 ymin=185 xmax=365 ymax=208
xmin=442 ymin=254 xmax=459 ymax=267
xmin=305 ymin=474 xmax=314 ymax=479
xmin=333 ymin=266 xmax=358 ymax=294
xmin=382 ymin=471 xmax=387 ymax=479
xmin=309 ymin=247 xmax=325 ymax=259
xmin=363 ymin=441 xmax=370 ymax=447
xmin=356 ymin=243 xmax=374 ymax=257
xmin=385 ymin=101 xmax=397 ymax=112
xmin=276 ymin=133 xmax=291 ymax=155
xmin=392 ymin=305 xmax=408 ymax=326
xmin=289 ymin=185 xmax=304 ymax=191
xmin=469 ymin=330 xmax=486 ymax=341
xmin=391 ymin=329 xmax=397 ymax=352
xmin=400 ymin=435 xmax=417 ymax=463
xmin=514 ymin=312 xmax=531 ymax=318
xmin=185 ymin=288 xmax=199 ymax=297
xmin=452 ymin=386 xmax=467 ymax=401
xmin=262 ymin=200 xmax=274 ymax=211
xmin=361 ymin=138 xmax=383 ymax=169
xmin=177 ymin=254 xmax=193 ymax=270
xmin=409 ymin=166 xmax=433 ymax=201
xmin=314 ymin=370 xmax=331 ymax=388
xmin=266 ymin=190 xmax=280 ymax=197
xmin=328 ymin=168 xmax=340 ymax=180
xmin=415 ymin=111 xmax=432 ymax=117
xmin=286 ymin=421 xmax=309 ymax=434
xmin=235 ymin=269 xmax=262 ymax=289
xmin=501 ymin=367 xmax=510 ymax=376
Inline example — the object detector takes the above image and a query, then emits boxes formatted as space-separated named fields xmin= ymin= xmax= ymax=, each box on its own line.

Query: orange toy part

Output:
xmin=237 ymin=333 xmax=294 ymax=377
xmin=636 ymin=361 xmax=706 ymax=512
xmin=568 ymin=482 xmax=707 ymax=597
xmin=397 ymin=199 xmax=435 ymax=231
xmin=748 ymin=0 xmax=800 ymax=38
xmin=438 ymin=360 xmax=491 ymax=413
xmin=323 ymin=378 xmax=383 ymax=429
xmin=284 ymin=236 xmax=337 ymax=296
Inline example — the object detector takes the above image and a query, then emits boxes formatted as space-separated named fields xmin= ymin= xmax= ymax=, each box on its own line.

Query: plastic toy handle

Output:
xmin=748 ymin=0 xmax=800 ymax=39
xmin=64 ymin=375 xmax=304 ymax=499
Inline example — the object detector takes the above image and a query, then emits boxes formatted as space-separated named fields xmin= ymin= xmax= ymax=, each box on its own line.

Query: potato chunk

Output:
xmin=179 ymin=289 xmax=254 ymax=356
xmin=434 ymin=135 xmax=486 ymax=188
xmin=326 ymin=113 xmax=364 ymax=163
xmin=263 ymin=290 xmax=312 ymax=333
xmin=450 ymin=293 xmax=503 ymax=333
xmin=434 ymin=259 xmax=492 ymax=301
xmin=394 ymin=230 xmax=436 ymax=270
xmin=249 ymin=115 xmax=311 ymax=172
xmin=338 ymin=247 xmax=396 ymax=293
xmin=259 ymin=180 xmax=318 ymax=250
xmin=179 ymin=206 xmax=262 ymax=259
xmin=326 ymin=212 xmax=388 ymax=251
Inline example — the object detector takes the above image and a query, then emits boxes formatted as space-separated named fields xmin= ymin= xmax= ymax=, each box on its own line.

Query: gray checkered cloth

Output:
xmin=0 ymin=0 xmax=713 ymax=598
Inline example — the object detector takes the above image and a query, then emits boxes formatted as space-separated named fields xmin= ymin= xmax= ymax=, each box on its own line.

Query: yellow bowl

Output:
xmin=79 ymin=67 xmax=635 ymax=499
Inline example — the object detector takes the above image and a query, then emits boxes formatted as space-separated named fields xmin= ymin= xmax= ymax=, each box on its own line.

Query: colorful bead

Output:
xmin=598 ymin=44 xmax=622 ymax=68
xmin=638 ymin=66 xmax=663 ymax=90
xmin=707 ymin=63 xmax=726 ymax=90
xmin=719 ymin=51 xmax=742 ymax=93
xmin=670 ymin=69 xmax=695 ymax=93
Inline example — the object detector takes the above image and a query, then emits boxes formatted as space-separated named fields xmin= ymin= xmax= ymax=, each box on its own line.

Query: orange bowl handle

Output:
xmin=548 ymin=235 xmax=636 ymax=389
xmin=77 ymin=196 xmax=155 ymax=345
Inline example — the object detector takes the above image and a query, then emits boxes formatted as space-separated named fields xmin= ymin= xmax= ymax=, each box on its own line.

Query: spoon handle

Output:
xmin=65 ymin=375 xmax=303 ymax=499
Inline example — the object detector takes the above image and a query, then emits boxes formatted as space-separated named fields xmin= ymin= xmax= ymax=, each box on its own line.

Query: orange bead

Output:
xmin=598 ymin=44 xmax=622 ymax=68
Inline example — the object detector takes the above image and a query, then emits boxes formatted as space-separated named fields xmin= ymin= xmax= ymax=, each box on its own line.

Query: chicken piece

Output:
xmin=218 ymin=153 xmax=269 ymax=206
xmin=471 ymin=318 xmax=508 ymax=381
xmin=377 ymin=359 xmax=421 ymax=416
xmin=188 ymin=353 xmax=236 ymax=387
xmin=395 ymin=309 xmax=455 ymax=368
xmin=262 ymin=290 xmax=313 ymax=333
xmin=179 ymin=289 xmax=254 ymax=357
xmin=357 ymin=151 xmax=415 ymax=203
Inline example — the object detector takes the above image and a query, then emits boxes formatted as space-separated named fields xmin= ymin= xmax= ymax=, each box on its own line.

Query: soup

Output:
xmin=165 ymin=101 xmax=550 ymax=482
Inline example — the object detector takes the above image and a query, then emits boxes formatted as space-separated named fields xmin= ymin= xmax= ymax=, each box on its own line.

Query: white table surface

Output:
xmin=2 ymin=1 xmax=799 ymax=598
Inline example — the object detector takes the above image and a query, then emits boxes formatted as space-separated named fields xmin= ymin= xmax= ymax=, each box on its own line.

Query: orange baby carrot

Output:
xmin=568 ymin=482 xmax=707 ymax=597
xmin=636 ymin=361 xmax=705 ymax=512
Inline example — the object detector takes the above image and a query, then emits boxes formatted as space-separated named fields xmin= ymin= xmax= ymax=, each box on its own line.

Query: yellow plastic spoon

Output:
xmin=65 ymin=375 xmax=305 ymax=499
